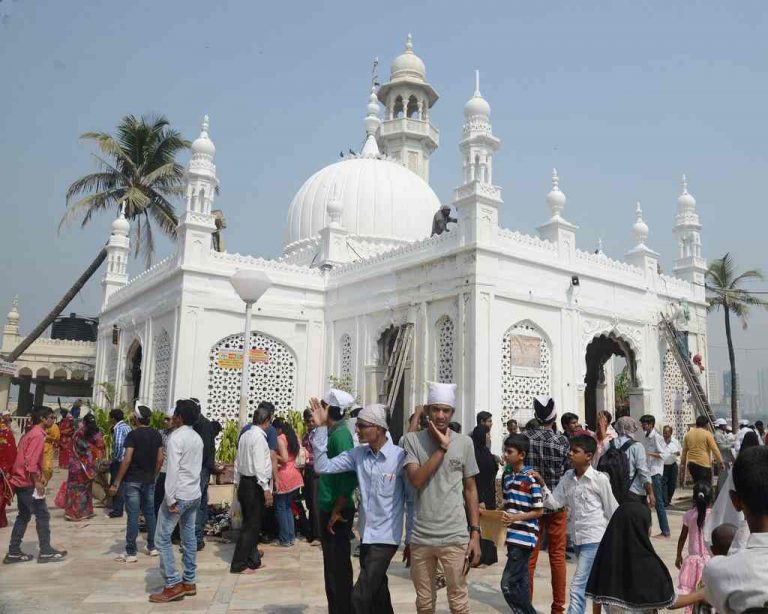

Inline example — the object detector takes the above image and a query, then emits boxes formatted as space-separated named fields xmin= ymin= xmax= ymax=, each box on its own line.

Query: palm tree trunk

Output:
xmin=724 ymin=305 xmax=739 ymax=430
xmin=3 ymin=248 xmax=108 ymax=363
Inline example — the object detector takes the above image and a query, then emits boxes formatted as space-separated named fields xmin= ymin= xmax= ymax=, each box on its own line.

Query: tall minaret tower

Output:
xmin=176 ymin=115 xmax=219 ymax=266
xmin=377 ymin=34 xmax=439 ymax=182
xmin=453 ymin=71 xmax=502 ymax=244
xmin=101 ymin=207 xmax=130 ymax=309
xmin=672 ymin=175 xmax=706 ymax=287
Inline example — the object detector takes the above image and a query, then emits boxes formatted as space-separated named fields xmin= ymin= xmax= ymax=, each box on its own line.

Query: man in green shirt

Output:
xmin=315 ymin=389 xmax=357 ymax=614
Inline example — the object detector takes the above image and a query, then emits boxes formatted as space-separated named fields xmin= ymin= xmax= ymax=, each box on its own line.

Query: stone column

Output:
xmin=0 ymin=375 xmax=10 ymax=412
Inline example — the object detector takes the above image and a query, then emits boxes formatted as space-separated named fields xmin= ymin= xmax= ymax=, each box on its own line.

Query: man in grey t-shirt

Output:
xmin=402 ymin=381 xmax=481 ymax=614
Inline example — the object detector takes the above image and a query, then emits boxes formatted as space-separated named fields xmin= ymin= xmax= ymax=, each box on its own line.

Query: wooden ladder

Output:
xmin=659 ymin=313 xmax=716 ymax=430
xmin=380 ymin=323 xmax=414 ymax=410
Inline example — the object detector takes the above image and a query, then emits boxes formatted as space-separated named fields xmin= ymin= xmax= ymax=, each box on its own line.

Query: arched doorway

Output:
xmin=378 ymin=325 xmax=406 ymax=444
xmin=584 ymin=334 xmax=637 ymax=430
xmin=125 ymin=340 xmax=143 ymax=403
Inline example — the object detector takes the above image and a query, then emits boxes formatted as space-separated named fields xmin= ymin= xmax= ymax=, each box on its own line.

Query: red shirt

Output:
xmin=10 ymin=424 xmax=45 ymax=488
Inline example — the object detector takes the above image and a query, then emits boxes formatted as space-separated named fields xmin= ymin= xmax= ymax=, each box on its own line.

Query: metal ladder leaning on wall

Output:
xmin=381 ymin=323 xmax=414 ymax=410
xmin=659 ymin=313 xmax=716 ymax=430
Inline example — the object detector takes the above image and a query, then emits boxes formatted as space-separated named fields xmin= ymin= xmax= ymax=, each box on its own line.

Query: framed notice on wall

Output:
xmin=509 ymin=334 xmax=542 ymax=377
xmin=216 ymin=348 xmax=270 ymax=369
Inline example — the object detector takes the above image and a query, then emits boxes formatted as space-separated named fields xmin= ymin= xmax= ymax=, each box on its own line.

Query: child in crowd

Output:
xmin=529 ymin=435 xmax=618 ymax=614
xmin=702 ymin=446 xmax=768 ymax=613
xmin=675 ymin=482 xmax=713 ymax=613
xmin=586 ymin=502 xmax=675 ymax=612
xmin=500 ymin=434 xmax=544 ymax=614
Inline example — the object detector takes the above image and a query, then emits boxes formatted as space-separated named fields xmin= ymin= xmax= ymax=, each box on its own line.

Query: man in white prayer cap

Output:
xmin=401 ymin=381 xmax=481 ymax=614
xmin=310 ymin=401 xmax=412 ymax=613
xmin=311 ymin=390 xmax=357 ymax=614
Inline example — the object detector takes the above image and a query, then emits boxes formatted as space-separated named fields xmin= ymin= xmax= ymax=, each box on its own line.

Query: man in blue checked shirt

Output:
xmin=310 ymin=400 xmax=412 ymax=614
xmin=108 ymin=409 xmax=132 ymax=518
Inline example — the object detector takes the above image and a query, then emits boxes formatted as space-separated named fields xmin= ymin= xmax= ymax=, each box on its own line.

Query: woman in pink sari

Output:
xmin=64 ymin=414 xmax=105 ymax=521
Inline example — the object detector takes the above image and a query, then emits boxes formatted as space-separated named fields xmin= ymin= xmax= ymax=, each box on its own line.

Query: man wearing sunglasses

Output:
xmin=310 ymin=399 xmax=411 ymax=614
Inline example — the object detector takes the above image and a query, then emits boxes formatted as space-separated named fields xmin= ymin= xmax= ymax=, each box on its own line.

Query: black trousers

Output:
xmin=687 ymin=462 xmax=712 ymax=485
xmin=320 ymin=507 xmax=354 ymax=614
xmin=662 ymin=463 xmax=678 ymax=505
xmin=109 ymin=460 xmax=125 ymax=515
xmin=154 ymin=472 xmax=166 ymax=520
xmin=303 ymin=466 xmax=321 ymax=541
xmin=352 ymin=544 xmax=397 ymax=614
xmin=230 ymin=477 xmax=265 ymax=573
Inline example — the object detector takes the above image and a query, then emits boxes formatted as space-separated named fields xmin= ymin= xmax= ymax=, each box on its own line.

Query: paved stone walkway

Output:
xmin=0 ymin=469 xmax=688 ymax=613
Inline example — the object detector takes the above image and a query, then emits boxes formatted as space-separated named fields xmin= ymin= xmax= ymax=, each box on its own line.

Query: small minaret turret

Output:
xmin=177 ymin=115 xmax=219 ymax=266
xmin=672 ymin=175 xmax=706 ymax=288
xmin=101 ymin=206 xmax=130 ymax=309
xmin=538 ymin=169 xmax=578 ymax=263
xmin=377 ymin=34 xmax=439 ymax=181
xmin=453 ymin=71 xmax=503 ymax=245
xmin=625 ymin=201 xmax=659 ymax=282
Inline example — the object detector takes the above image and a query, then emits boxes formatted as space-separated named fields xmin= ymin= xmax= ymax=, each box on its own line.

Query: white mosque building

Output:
xmin=92 ymin=35 xmax=708 ymax=446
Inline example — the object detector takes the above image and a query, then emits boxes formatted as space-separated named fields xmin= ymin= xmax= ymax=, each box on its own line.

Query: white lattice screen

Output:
xmin=436 ymin=315 xmax=454 ymax=383
xmin=340 ymin=334 xmax=352 ymax=381
xmin=662 ymin=348 xmax=695 ymax=437
xmin=152 ymin=330 xmax=171 ymax=411
xmin=206 ymin=331 xmax=297 ymax=424
xmin=501 ymin=322 xmax=551 ymax=425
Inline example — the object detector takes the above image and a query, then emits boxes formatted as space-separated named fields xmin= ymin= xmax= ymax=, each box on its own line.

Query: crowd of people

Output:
xmin=0 ymin=389 xmax=767 ymax=613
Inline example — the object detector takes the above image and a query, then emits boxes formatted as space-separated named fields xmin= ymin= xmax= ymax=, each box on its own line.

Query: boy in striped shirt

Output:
xmin=501 ymin=434 xmax=543 ymax=614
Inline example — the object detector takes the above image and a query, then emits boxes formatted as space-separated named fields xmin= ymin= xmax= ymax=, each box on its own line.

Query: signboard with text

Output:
xmin=509 ymin=334 xmax=542 ymax=376
xmin=216 ymin=348 xmax=270 ymax=369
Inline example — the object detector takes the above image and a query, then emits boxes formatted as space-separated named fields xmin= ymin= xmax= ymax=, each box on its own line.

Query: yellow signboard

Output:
xmin=217 ymin=348 xmax=270 ymax=369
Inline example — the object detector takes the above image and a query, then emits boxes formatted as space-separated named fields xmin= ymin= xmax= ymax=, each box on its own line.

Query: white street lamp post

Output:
xmin=229 ymin=270 xmax=272 ymax=427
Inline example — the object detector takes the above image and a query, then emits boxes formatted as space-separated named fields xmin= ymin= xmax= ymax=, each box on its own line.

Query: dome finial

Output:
xmin=552 ymin=168 xmax=559 ymax=190
xmin=681 ymin=173 xmax=688 ymax=193
xmin=633 ymin=200 xmax=649 ymax=246
xmin=546 ymin=168 xmax=566 ymax=218
xmin=362 ymin=84 xmax=382 ymax=154
xmin=405 ymin=33 xmax=413 ymax=52
xmin=475 ymin=69 xmax=481 ymax=97
xmin=201 ymin=114 xmax=209 ymax=136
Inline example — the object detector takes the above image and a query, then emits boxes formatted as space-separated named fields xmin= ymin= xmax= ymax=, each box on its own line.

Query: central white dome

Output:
xmin=284 ymin=156 xmax=441 ymax=251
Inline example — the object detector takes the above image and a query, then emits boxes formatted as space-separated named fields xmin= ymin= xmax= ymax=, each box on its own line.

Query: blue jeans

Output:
xmin=154 ymin=498 xmax=199 ymax=588
xmin=274 ymin=490 xmax=296 ymax=545
xmin=501 ymin=544 xmax=536 ymax=614
xmin=567 ymin=542 xmax=599 ymax=614
xmin=651 ymin=474 xmax=671 ymax=536
xmin=124 ymin=482 xmax=156 ymax=556
xmin=194 ymin=468 xmax=211 ymax=546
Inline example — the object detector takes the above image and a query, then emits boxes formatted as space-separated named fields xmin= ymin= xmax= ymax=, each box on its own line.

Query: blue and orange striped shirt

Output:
xmin=502 ymin=464 xmax=543 ymax=549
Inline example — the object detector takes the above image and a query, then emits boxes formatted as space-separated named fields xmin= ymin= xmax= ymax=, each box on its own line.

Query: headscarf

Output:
xmin=614 ymin=416 xmax=639 ymax=437
xmin=470 ymin=425 xmax=489 ymax=450
xmin=586 ymin=502 xmax=675 ymax=609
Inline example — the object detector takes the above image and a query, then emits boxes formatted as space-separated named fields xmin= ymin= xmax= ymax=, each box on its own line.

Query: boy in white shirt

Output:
xmin=529 ymin=435 xmax=618 ymax=614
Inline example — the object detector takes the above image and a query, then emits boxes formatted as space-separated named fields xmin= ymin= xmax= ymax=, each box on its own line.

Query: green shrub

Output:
xmin=216 ymin=420 xmax=239 ymax=464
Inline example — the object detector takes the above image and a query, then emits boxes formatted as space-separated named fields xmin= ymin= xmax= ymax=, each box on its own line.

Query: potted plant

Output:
xmin=215 ymin=420 xmax=239 ymax=484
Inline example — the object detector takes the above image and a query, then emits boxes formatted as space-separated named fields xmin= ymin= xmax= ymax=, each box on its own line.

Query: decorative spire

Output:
xmin=682 ymin=173 xmax=688 ymax=193
xmin=546 ymin=168 xmax=567 ymax=218
xmin=632 ymin=201 xmax=649 ymax=247
xmin=405 ymin=32 xmax=413 ymax=53
xmin=111 ymin=201 xmax=130 ymax=237
xmin=191 ymin=114 xmax=216 ymax=157
xmin=4 ymin=295 xmax=20 ymax=337
xmin=677 ymin=173 xmax=696 ymax=213
xmin=597 ymin=238 xmax=604 ymax=254
xmin=201 ymin=114 xmax=210 ymax=137
xmin=326 ymin=182 xmax=344 ymax=228
xmin=474 ymin=69 xmax=481 ymax=97
xmin=361 ymin=85 xmax=382 ymax=156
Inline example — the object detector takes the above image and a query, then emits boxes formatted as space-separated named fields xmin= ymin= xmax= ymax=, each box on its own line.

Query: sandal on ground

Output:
xmin=3 ymin=552 xmax=34 ymax=564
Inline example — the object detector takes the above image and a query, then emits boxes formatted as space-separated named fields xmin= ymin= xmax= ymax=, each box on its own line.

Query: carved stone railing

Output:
xmin=380 ymin=117 xmax=439 ymax=144
xmin=496 ymin=228 xmax=557 ymax=253
xmin=575 ymin=249 xmax=644 ymax=277
xmin=211 ymin=250 xmax=324 ymax=276
xmin=658 ymin=273 xmax=693 ymax=297
xmin=108 ymin=256 xmax=174 ymax=305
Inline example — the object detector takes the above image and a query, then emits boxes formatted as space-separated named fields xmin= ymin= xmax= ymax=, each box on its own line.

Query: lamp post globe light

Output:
xmin=229 ymin=269 xmax=272 ymax=427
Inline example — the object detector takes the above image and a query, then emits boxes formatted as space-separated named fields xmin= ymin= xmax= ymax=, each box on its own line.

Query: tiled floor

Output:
xmin=0 ymin=469 xmax=688 ymax=613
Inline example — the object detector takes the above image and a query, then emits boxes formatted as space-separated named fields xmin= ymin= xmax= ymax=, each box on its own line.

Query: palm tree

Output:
xmin=61 ymin=114 xmax=190 ymax=267
xmin=706 ymin=253 xmax=768 ymax=430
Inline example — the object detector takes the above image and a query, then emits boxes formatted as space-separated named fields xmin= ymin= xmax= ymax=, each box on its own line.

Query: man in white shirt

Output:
xmin=639 ymin=415 xmax=670 ymax=538
xmin=661 ymin=425 xmax=681 ymax=507
xmin=702 ymin=446 xmax=768 ymax=613
xmin=530 ymin=434 xmax=618 ymax=614
xmin=230 ymin=405 xmax=274 ymax=574
xmin=149 ymin=400 xmax=204 ymax=604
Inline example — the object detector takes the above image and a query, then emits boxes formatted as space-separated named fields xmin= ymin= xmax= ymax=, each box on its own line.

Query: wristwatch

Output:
xmin=468 ymin=525 xmax=481 ymax=535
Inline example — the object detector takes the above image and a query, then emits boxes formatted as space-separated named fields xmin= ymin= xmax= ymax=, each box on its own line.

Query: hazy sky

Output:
xmin=1 ymin=1 xmax=766 ymax=393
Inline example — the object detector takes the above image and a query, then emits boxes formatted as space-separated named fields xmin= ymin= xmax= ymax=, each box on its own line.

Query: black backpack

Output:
xmin=597 ymin=439 xmax=636 ymax=503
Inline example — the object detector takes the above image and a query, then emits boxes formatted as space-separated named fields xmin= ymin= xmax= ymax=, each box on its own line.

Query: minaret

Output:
xmin=101 ymin=207 xmax=130 ymax=309
xmin=672 ymin=175 xmax=706 ymax=287
xmin=177 ymin=115 xmax=219 ymax=266
xmin=377 ymin=34 xmax=439 ymax=181
xmin=538 ymin=169 xmax=578 ymax=263
xmin=453 ymin=71 xmax=503 ymax=244
xmin=625 ymin=201 xmax=659 ymax=281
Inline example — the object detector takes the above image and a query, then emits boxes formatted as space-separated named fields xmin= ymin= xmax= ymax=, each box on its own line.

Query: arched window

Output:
xmin=206 ymin=331 xmax=297 ymax=423
xmin=435 ymin=315 xmax=454 ymax=383
xmin=394 ymin=96 xmax=404 ymax=119
xmin=501 ymin=322 xmax=552 ymax=425
xmin=407 ymin=95 xmax=419 ymax=118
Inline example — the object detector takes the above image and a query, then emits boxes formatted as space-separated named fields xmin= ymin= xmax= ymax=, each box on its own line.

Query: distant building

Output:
xmin=708 ymin=369 xmax=722 ymax=404
xmin=758 ymin=368 xmax=768 ymax=411
xmin=723 ymin=370 xmax=741 ymax=402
